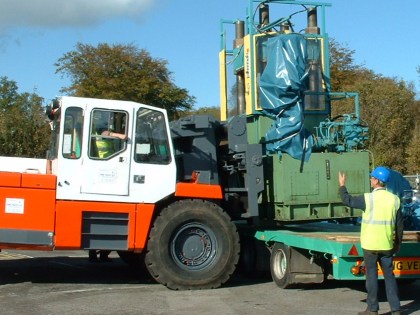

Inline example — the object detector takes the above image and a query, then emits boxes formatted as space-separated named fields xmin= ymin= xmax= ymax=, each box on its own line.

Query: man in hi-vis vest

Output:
xmin=339 ymin=166 xmax=403 ymax=315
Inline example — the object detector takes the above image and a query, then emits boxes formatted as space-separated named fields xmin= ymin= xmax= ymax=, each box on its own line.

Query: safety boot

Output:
xmin=357 ymin=310 xmax=378 ymax=315
xmin=391 ymin=311 xmax=401 ymax=315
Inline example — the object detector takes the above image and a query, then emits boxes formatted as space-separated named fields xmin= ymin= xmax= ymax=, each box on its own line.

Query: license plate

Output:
xmin=378 ymin=257 xmax=420 ymax=276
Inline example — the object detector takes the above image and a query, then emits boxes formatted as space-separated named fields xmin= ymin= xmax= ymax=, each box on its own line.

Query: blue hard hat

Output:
xmin=370 ymin=166 xmax=390 ymax=183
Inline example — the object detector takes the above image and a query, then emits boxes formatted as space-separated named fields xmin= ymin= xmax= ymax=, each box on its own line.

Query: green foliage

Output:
xmin=405 ymin=115 xmax=420 ymax=174
xmin=329 ymin=39 xmax=362 ymax=91
xmin=355 ymin=77 xmax=416 ymax=173
xmin=55 ymin=43 xmax=195 ymax=118
xmin=330 ymin=41 xmax=419 ymax=174
xmin=0 ymin=77 xmax=50 ymax=158
xmin=181 ymin=106 xmax=221 ymax=120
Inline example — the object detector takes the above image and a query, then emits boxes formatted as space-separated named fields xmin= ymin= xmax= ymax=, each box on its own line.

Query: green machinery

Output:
xmin=218 ymin=0 xmax=370 ymax=222
xmin=170 ymin=1 xmax=420 ymax=289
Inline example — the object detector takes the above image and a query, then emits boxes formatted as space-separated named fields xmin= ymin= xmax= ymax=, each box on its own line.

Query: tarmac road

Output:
xmin=0 ymin=250 xmax=419 ymax=315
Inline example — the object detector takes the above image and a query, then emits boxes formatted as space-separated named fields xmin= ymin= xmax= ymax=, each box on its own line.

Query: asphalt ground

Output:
xmin=0 ymin=250 xmax=419 ymax=315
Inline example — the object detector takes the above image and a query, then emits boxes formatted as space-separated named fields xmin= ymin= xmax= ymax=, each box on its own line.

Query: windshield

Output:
xmin=134 ymin=108 xmax=171 ymax=164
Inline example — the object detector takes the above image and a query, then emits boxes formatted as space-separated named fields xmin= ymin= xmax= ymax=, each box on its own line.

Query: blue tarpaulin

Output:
xmin=385 ymin=168 xmax=419 ymax=230
xmin=259 ymin=34 xmax=313 ymax=161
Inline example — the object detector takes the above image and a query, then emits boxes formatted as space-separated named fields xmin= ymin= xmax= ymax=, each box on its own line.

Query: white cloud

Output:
xmin=0 ymin=0 xmax=154 ymax=32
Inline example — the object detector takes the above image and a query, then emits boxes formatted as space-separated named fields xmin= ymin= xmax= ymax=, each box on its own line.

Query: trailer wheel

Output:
xmin=270 ymin=242 xmax=294 ymax=289
xmin=145 ymin=199 xmax=240 ymax=290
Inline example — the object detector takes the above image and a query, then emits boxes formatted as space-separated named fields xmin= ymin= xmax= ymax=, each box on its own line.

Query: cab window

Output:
xmin=134 ymin=108 xmax=171 ymax=164
xmin=62 ymin=107 xmax=83 ymax=159
xmin=89 ymin=109 xmax=128 ymax=159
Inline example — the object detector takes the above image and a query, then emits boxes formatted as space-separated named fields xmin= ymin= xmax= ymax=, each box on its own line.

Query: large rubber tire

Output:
xmin=145 ymin=199 xmax=240 ymax=290
xmin=270 ymin=242 xmax=294 ymax=289
xmin=238 ymin=235 xmax=257 ymax=274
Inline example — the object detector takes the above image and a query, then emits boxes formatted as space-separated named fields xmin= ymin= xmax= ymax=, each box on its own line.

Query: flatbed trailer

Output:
xmin=255 ymin=223 xmax=420 ymax=288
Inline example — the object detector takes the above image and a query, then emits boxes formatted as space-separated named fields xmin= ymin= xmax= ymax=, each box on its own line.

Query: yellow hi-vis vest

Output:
xmin=361 ymin=188 xmax=400 ymax=251
xmin=96 ymin=138 xmax=115 ymax=158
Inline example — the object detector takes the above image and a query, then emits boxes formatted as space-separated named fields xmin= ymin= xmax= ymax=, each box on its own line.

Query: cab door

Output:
xmin=80 ymin=109 xmax=131 ymax=196
xmin=128 ymin=107 xmax=176 ymax=203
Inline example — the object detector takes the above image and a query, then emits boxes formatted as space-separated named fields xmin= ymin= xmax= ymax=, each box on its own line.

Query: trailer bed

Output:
xmin=255 ymin=222 xmax=420 ymax=280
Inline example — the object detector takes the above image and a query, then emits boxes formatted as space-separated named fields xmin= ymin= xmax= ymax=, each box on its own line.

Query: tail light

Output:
xmin=351 ymin=259 xmax=365 ymax=276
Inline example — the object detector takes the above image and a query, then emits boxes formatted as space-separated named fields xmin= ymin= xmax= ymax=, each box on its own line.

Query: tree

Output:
xmin=0 ymin=77 xmax=50 ymax=158
xmin=55 ymin=43 xmax=195 ymax=118
xmin=405 ymin=62 xmax=420 ymax=173
xmin=329 ymin=40 xmax=418 ymax=174
xmin=405 ymin=115 xmax=420 ymax=174
xmin=182 ymin=106 xmax=221 ymax=120
xmin=329 ymin=38 xmax=362 ymax=92
xmin=329 ymin=39 xmax=374 ymax=118
xmin=354 ymin=77 xmax=416 ymax=173
xmin=407 ymin=68 xmax=420 ymax=173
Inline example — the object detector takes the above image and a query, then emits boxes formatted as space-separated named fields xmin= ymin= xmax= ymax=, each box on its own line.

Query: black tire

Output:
xmin=238 ymin=236 xmax=257 ymax=274
xmin=270 ymin=242 xmax=294 ymax=289
xmin=145 ymin=199 xmax=240 ymax=290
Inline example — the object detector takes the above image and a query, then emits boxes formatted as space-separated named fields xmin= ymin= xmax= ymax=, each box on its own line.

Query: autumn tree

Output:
xmin=405 ymin=63 xmax=420 ymax=174
xmin=55 ymin=43 xmax=195 ymax=118
xmin=182 ymin=106 xmax=221 ymax=120
xmin=329 ymin=39 xmax=374 ymax=116
xmin=405 ymin=102 xmax=420 ymax=174
xmin=329 ymin=40 xmax=418 ymax=174
xmin=329 ymin=38 xmax=363 ymax=92
xmin=0 ymin=77 xmax=50 ymax=158
xmin=354 ymin=76 xmax=416 ymax=173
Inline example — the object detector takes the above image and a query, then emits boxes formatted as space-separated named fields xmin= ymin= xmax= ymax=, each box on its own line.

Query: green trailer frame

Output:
xmin=255 ymin=223 xmax=420 ymax=288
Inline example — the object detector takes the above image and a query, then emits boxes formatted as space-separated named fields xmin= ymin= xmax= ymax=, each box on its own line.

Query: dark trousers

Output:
xmin=363 ymin=249 xmax=400 ymax=312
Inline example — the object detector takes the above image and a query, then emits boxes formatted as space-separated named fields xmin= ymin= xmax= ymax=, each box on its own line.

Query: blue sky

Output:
xmin=1 ymin=0 xmax=419 ymax=108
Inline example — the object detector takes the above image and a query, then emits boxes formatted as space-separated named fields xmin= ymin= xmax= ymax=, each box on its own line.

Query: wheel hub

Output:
xmin=171 ymin=223 xmax=217 ymax=271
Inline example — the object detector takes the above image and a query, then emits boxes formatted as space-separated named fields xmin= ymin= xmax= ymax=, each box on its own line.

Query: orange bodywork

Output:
xmin=0 ymin=172 xmax=56 ymax=232
xmin=0 ymin=172 xmax=155 ymax=251
xmin=54 ymin=201 xmax=154 ymax=250
xmin=175 ymin=182 xmax=223 ymax=199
